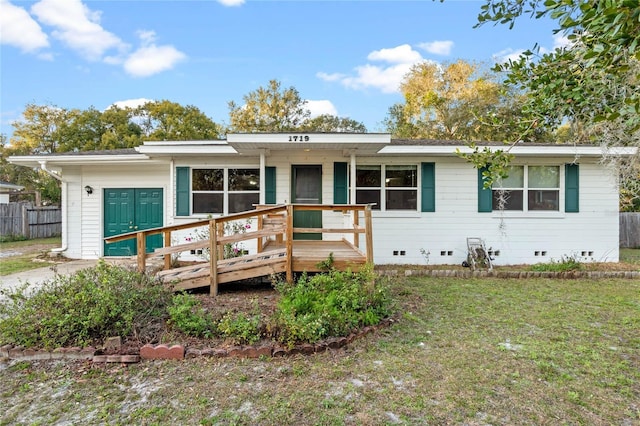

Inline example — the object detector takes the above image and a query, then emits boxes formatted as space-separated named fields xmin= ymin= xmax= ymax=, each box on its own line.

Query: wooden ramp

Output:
xmin=104 ymin=204 xmax=373 ymax=296
xmin=158 ymin=248 xmax=288 ymax=291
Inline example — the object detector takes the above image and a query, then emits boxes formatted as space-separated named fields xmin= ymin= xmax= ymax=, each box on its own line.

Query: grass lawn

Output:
xmin=0 ymin=237 xmax=61 ymax=276
xmin=1 ymin=275 xmax=638 ymax=425
xmin=620 ymin=248 xmax=640 ymax=264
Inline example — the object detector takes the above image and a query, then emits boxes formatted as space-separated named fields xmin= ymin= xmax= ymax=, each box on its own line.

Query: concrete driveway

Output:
xmin=0 ymin=260 xmax=98 ymax=294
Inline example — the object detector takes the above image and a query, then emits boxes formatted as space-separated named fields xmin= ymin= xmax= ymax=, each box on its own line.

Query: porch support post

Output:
xmin=209 ymin=219 xmax=218 ymax=297
xmin=349 ymin=153 xmax=357 ymax=204
xmin=137 ymin=232 xmax=146 ymax=273
xmin=259 ymin=150 xmax=266 ymax=205
xmin=364 ymin=205 xmax=374 ymax=264
xmin=286 ymin=204 xmax=294 ymax=283
xmin=163 ymin=230 xmax=171 ymax=270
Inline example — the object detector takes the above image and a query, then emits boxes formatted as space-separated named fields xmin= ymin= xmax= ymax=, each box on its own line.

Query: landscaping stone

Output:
xmin=104 ymin=336 xmax=122 ymax=351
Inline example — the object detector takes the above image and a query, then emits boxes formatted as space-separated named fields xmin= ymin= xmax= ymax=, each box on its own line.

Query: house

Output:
xmin=8 ymin=133 xmax=636 ymax=265
xmin=0 ymin=181 xmax=24 ymax=204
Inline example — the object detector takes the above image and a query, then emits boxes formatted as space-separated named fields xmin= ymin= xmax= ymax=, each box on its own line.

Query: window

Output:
xmin=192 ymin=168 xmax=259 ymax=214
xmin=492 ymin=165 xmax=559 ymax=211
xmin=354 ymin=165 xmax=417 ymax=210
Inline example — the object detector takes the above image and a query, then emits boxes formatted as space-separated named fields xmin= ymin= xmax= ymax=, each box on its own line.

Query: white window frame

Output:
xmin=352 ymin=164 xmax=419 ymax=212
xmin=492 ymin=164 xmax=564 ymax=216
xmin=191 ymin=167 xmax=260 ymax=216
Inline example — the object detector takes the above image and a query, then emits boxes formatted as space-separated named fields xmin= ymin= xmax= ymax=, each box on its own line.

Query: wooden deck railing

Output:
xmin=104 ymin=204 xmax=373 ymax=295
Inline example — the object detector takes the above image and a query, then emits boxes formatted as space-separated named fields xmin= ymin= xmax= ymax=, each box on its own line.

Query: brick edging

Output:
xmin=0 ymin=318 xmax=395 ymax=364
xmin=377 ymin=269 xmax=640 ymax=279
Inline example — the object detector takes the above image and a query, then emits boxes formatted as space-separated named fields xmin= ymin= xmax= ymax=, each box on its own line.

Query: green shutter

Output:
xmin=565 ymin=164 xmax=579 ymax=213
xmin=421 ymin=162 xmax=435 ymax=212
xmin=176 ymin=167 xmax=190 ymax=216
xmin=333 ymin=162 xmax=348 ymax=204
xmin=265 ymin=166 xmax=276 ymax=204
xmin=478 ymin=167 xmax=492 ymax=212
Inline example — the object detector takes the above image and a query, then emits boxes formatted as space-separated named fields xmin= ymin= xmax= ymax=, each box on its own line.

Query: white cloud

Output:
xmin=367 ymin=44 xmax=422 ymax=64
xmin=217 ymin=0 xmax=245 ymax=6
xmin=319 ymin=44 xmax=425 ymax=94
xmin=552 ymin=32 xmax=571 ymax=49
xmin=0 ymin=0 xmax=49 ymax=52
xmin=417 ymin=40 xmax=454 ymax=56
xmin=31 ymin=0 xmax=126 ymax=61
xmin=123 ymin=34 xmax=187 ymax=78
xmin=109 ymin=98 xmax=153 ymax=110
xmin=492 ymin=48 xmax=527 ymax=64
xmin=306 ymin=100 xmax=338 ymax=118
xmin=316 ymin=72 xmax=345 ymax=82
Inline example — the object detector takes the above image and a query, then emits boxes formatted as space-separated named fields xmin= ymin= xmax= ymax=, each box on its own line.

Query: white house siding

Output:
xmin=61 ymin=167 xmax=83 ymax=259
xmin=79 ymin=163 xmax=169 ymax=258
xmin=368 ymin=157 xmax=620 ymax=265
xmin=64 ymin=150 xmax=620 ymax=265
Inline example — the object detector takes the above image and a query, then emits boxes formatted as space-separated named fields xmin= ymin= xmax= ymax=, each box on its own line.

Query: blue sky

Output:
xmin=0 ymin=0 xmax=566 ymax=139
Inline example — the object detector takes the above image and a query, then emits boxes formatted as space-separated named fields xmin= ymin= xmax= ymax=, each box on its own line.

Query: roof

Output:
xmin=0 ymin=181 xmax=25 ymax=191
xmin=8 ymin=134 xmax=637 ymax=168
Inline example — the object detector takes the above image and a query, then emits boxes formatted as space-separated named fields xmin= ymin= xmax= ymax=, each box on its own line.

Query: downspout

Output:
xmin=39 ymin=161 xmax=67 ymax=254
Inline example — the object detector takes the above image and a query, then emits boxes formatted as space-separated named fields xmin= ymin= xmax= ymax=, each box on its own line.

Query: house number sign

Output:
xmin=288 ymin=135 xmax=310 ymax=142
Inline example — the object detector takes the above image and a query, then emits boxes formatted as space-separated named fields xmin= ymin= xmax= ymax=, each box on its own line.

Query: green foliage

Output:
xmin=269 ymin=264 xmax=391 ymax=348
xmin=385 ymin=59 xmax=545 ymax=142
xmin=228 ymin=79 xmax=310 ymax=132
xmin=299 ymin=114 xmax=367 ymax=133
xmin=0 ymin=234 xmax=28 ymax=243
xmin=0 ymin=261 xmax=172 ymax=349
xmin=167 ymin=293 xmax=215 ymax=338
xmin=217 ymin=309 xmax=262 ymax=345
xmin=529 ymin=255 xmax=583 ymax=272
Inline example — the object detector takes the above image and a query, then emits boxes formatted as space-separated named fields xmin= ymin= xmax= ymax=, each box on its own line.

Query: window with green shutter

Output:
xmin=176 ymin=167 xmax=190 ymax=216
xmin=333 ymin=162 xmax=348 ymax=204
xmin=265 ymin=166 xmax=276 ymax=204
xmin=421 ymin=162 xmax=435 ymax=212
xmin=565 ymin=164 xmax=579 ymax=213
xmin=477 ymin=167 xmax=492 ymax=212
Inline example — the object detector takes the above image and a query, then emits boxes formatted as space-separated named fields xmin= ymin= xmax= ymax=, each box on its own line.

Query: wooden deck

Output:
xmin=104 ymin=204 xmax=373 ymax=296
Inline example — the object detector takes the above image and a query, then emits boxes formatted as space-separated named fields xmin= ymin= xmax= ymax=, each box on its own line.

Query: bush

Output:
xmin=269 ymin=264 xmax=391 ymax=348
xmin=217 ymin=309 xmax=262 ymax=345
xmin=0 ymin=261 xmax=172 ymax=349
xmin=167 ymin=293 xmax=215 ymax=338
xmin=530 ymin=255 xmax=583 ymax=272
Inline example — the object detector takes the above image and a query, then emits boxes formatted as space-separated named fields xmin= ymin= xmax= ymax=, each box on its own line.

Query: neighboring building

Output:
xmin=0 ymin=181 xmax=24 ymax=204
xmin=8 ymin=133 xmax=636 ymax=265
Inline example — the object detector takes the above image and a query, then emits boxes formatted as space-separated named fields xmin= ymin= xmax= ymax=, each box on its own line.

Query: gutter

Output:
xmin=39 ymin=161 xmax=67 ymax=255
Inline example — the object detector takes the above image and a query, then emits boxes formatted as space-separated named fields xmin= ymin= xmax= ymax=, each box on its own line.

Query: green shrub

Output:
xmin=168 ymin=293 xmax=215 ymax=338
xmin=269 ymin=264 xmax=391 ymax=347
xmin=530 ymin=255 xmax=583 ymax=272
xmin=217 ymin=309 xmax=261 ymax=345
xmin=0 ymin=234 xmax=28 ymax=243
xmin=0 ymin=261 xmax=172 ymax=349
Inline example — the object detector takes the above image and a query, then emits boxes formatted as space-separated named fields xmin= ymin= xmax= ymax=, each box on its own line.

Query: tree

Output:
xmin=384 ymin=60 xmax=544 ymax=142
xmin=10 ymin=103 xmax=71 ymax=154
xmin=228 ymin=80 xmax=310 ymax=132
xmin=100 ymin=105 xmax=143 ymax=149
xmin=138 ymin=100 xmax=223 ymax=141
xmin=471 ymin=0 xmax=640 ymax=209
xmin=299 ymin=114 xmax=367 ymax=133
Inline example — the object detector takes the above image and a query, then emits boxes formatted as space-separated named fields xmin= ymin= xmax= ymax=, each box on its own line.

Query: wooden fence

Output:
xmin=0 ymin=202 xmax=62 ymax=239
xmin=620 ymin=212 xmax=640 ymax=248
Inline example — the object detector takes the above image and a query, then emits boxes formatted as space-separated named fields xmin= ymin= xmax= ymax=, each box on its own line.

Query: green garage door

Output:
xmin=104 ymin=188 xmax=163 ymax=256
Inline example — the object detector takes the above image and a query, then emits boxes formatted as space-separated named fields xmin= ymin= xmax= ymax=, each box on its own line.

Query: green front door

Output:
xmin=104 ymin=188 xmax=163 ymax=256
xmin=292 ymin=165 xmax=322 ymax=240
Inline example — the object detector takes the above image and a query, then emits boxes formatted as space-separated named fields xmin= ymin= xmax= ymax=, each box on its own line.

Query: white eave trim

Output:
xmin=136 ymin=144 xmax=238 ymax=155
xmin=8 ymin=153 xmax=153 ymax=167
xmin=377 ymin=145 xmax=638 ymax=157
